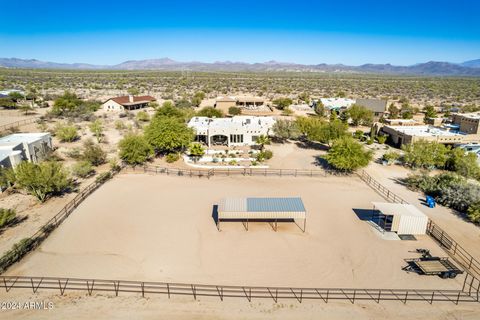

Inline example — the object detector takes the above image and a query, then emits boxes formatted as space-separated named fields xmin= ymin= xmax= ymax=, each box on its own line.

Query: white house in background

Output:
xmin=318 ymin=98 xmax=356 ymax=111
xmin=0 ymin=133 xmax=52 ymax=168
xmin=188 ymin=116 xmax=275 ymax=147
xmin=102 ymin=95 xmax=156 ymax=112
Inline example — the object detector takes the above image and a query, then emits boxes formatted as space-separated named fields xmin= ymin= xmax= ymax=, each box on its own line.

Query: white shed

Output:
xmin=372 ymin=202 xmax=428 ymax=235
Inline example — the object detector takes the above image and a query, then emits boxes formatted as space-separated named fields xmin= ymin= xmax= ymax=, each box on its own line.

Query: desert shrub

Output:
xmin=353 ymin=130 xmax=364 ymax=140
xmin=0 ymin=167 xmax=16 ymax=189
xmin=404 ymin=172 xmax=480 ymax=223
xmin=55 ymin=123 xmax=78 ymax=142
xmin=118 ymin=134 xmax=153 ymax=165
xmin=82 ymin=140 xmax=106 ymax=166
xmin=14 ymin=161 xmax=72 ymax=202
xmin=115 ymin=120 xmax=126 ymax=130
xmin=95 ymin=171 xmax=112 ymax=183
xmin=136 ymin=111 xmax=150 ymax=122
xmin=71 ymin=161 xmax=94 ymax=178
xmin=228 ymin=106 xmax=242 ymax=115
xmin=382 ymin=151 xmax=400 ymax=164
xmin=445 ymin=148 xmax=480 ymax=179
xmin=467 ymin=203 xmax=480 ymax=223
xmin=376 ymin=135 xmax=387 ymax=144
xmin=165 ymin=153 xmax=180 ymax=163
xmin=0 ymin=208 xmax=16 ymax=228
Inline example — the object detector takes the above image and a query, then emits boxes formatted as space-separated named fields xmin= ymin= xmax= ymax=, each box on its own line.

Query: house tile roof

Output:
xmin=108 ymin=95 xmax=156 ymax=106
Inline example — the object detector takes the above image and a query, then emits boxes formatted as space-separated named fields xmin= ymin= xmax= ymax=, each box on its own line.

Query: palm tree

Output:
xmin=256 ymin=135 xmax=271 ymax=151
xmin=188 ymin=143 xmax=205 ymax=163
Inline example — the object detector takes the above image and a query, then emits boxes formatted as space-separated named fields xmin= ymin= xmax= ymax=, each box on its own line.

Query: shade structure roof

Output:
xmin=218 ymin=197 xmax=306 ymax=220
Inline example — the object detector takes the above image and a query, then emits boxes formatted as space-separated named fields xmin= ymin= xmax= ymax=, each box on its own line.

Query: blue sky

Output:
xmin=0 ymin=0 xmax=479 ymax=65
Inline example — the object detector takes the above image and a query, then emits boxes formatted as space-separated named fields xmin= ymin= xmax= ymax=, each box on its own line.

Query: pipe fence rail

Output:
xmin=127 ymin=164 xmax=332 ymax=178
xmin=356 ymin=170 xmax=408 ymax=204
xmin=1 ymin=276 xmax=478 ymax=304
xmin=0 ymin=116 xmax=41 ymax=133
xmin=0 ymin=168 xmax=122 ymax=274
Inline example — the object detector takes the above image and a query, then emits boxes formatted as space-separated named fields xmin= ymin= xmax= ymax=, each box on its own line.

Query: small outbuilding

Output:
xmin=372 ymin=202 xmax=428 ymax=235
xmin=217 ymin=197 xmax=306 ymax=232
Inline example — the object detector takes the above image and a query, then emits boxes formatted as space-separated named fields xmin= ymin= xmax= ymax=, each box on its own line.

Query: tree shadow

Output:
xmin=0 ymin=215 xmax=28 ymax=235
xmin=295 ymin=140 xmax=329 ymax=151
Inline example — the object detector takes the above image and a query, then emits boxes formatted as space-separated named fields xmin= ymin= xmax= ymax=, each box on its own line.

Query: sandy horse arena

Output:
xmin=5 ymin=173 xmax=464 ymax=291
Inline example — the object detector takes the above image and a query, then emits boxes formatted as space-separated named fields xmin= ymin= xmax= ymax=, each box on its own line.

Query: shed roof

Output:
xmin=355 ymin=98 xmax=387 ymax=113
xmin=220 ymin=197 xmax=306 ymax=213
xmin=372 ymin=202 xmax=427 ymax=218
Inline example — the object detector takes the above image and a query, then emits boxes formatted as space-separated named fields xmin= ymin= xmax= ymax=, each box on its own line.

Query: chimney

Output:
xmin=128 ymin=95 xmax=134 ymax=103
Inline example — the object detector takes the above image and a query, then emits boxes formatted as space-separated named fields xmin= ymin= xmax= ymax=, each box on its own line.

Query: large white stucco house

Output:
xmin=188 ymin=116 xmax=275 ymax=147
xmin=102 ymin=95 xmax=156 ymax=112
xmin=0 ymin=133 xmax=52 ymax=168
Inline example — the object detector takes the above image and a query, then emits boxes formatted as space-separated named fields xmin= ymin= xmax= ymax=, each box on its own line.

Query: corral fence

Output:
xmin=1 ymin=276 xmax=478 ymax=304
xmin=126 ymin=164 xmax=331 ymax=178
xmin=0 ymin=116 xmax=41 ymax=133
xmin=0 ymin=168 xmax=122 ymax=274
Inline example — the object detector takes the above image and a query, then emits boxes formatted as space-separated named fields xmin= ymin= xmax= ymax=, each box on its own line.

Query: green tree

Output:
xmin=197 ymin=107 xmax=224 ymax=118
xmin=191 ymin=91 xmax=206 ymax=107
xmin=346 ymin=104 xmax=374 ymax=126
xmin=127 ymin=87 xmax=140 ymax=96
xmin=314 ymin=100 xmax=325 ymax=117
xmin=298 ymin=92 xmax=310 ymax=104
xmin=55 ymin=123 xmax=78 ymax=142
xmin=144 ymin=117 xmax=194 ymax=154
xmin=312 ymin=120 xmax=348 ymax=146
xmin=324 ymin=137 xmax=373 ymax=172
xmin=14 ymin=161 xmax=72 ymax=202
xmin=401 ymin=140 xmax=449 ymax=169
xmin=445 ymin=148 xmax=480 ymax=179
xmin=118 ymin=134 xmax=153 ymax=165
xmin=423 ymin=105 xmax=437 ymax=122
xmin=255 ymin=135 xmax=271 ymax=151
xmin=272 ymin=119 xmax=301 ymax=140
xmin=82 ymin=140 xmax=107 ymax=166
xmin=228 ymin=106 xmax=242 ymax=116
xmin=272 ymin=97 xmax=293 ymax=110
xmin=388 ymin=103 xmax=400 ymax=119
xmin=188 ymin=142 xmax=205 ymax=163
xmin=89 ymin=119 xmax=104 ymax=143
xmin=154 ymin=102 xmax=186 ymax=119
xmin=8 ymin=91 xmax=24 ymax=102
xmin=52 ymin=91 xmax=81 ymax=115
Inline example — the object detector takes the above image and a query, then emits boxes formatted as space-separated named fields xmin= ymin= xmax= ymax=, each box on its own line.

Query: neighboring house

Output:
xmin=102 ymin=95 xmax=156 ymax=112
xmin=0 ymin=133 xmax=52 ymax=168
xmin=188 ymin=116 xmax=275 ymax=147
xmin=451 ymin=112 xmax=480 ymax=135
xmin=355 ymin=98 xmax=388 ymax=117
xmin=380 ymin=125 xmax=467 ymax=147
xmin=316 ymin=98 xmax=356 ymax=111
xmin=0 ymin=89 xmax=25 ymax=98
xmin=214 ymin=96 xmax=267 ymax=110
xmin=457 ymin=143 xmax=480 ymax=159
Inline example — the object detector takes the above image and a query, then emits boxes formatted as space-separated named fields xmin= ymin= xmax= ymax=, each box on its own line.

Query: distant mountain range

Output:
xmin=1 ymin=57 xmax=480 ymax=76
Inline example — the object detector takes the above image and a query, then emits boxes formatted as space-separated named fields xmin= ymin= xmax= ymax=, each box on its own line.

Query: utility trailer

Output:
xmin=403 ymin=249 xmax=463 ymax=279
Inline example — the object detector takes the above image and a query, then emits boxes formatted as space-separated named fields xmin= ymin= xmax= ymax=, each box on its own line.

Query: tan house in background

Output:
xmin=452 ymin=113 xmax=480 ymax=134
xmin=214 ymin=96 xmax=268 ymax=110
xmin=102 ymin=95 xmax=156 ymax=112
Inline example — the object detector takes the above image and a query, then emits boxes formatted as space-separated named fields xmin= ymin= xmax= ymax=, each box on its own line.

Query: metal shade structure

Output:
xmin=372 ymin=202 xmax=428 ymax=235
xmin=217 ymin=197 xmax=306 ymax=232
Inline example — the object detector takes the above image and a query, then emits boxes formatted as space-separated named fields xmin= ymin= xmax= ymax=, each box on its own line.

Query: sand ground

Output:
xmin=1 ymin=290 xmax=479 ymax=320
xmin=6 ymin=174 xmax=462 ymax=290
